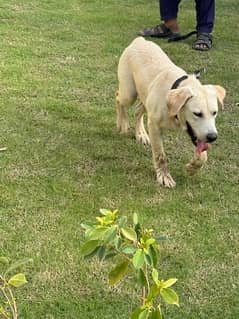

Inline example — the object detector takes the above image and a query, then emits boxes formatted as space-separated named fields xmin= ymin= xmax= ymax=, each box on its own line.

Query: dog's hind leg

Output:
xmin=116 ymin=84 xmax=137 ymax=134
xmin=116 ymin=55 xmax=137 ymax=134
xmin=135 ymin=102 xmax=150 ymax=145
xmin=116 ymin=91 xmax=130 ymax=134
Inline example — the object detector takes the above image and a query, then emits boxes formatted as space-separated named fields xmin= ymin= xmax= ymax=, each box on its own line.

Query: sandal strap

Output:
xmin=192 ymin=32 xmax=213 ymax=50
xmin=196 ymin=33 xmax=213 ymax=45
xmin=150 ymin=23 xmax=172 ymax=37
xmin=138 ymin=23 xmax=172 ymax=37
xmin=157 ymin=23 xmax=171 ymax=33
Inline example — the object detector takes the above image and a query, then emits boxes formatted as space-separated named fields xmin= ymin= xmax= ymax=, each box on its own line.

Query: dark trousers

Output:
xmin=159 ymin=0 xmax=215 ymax=33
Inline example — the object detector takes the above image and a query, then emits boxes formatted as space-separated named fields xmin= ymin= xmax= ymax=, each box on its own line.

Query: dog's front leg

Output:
xmin=186 ymin=150 xmax=208 ymax=174
xmin=148 ymin=118 xmax=176 ymax=188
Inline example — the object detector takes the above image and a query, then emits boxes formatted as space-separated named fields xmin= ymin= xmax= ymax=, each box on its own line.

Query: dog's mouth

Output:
xmin=186 ymin=121 xmax=209 ymax=154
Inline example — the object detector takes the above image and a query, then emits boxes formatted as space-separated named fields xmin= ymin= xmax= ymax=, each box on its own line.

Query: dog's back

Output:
xmin=118 ymin=37 xmax=178 ymax=105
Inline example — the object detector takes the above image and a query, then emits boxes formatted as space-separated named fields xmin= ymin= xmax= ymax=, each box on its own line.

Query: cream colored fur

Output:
xmin=116 ymin=37 xmax=226 ymax=187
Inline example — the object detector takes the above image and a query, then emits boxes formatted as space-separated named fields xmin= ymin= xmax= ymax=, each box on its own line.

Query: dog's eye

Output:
xmin=193 ymin=112 xmax=203 ymax=118
xmin=212 ymin=111 xmax=217 ymax=116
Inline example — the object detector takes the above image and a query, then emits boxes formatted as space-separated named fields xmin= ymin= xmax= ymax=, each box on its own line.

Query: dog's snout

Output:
xmin=206 ymin=132 xmax=217 ymax=143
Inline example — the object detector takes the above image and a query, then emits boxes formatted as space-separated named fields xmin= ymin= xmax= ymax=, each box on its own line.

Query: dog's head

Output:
xmin=166 ymin=83 xmax=226 ymax=153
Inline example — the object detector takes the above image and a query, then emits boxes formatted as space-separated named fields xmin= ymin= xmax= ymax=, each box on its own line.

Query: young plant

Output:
xmin=80 ymin=209 xmax=179 ymax=319
xmin=0 ymin=257 xmax=32 ymax=319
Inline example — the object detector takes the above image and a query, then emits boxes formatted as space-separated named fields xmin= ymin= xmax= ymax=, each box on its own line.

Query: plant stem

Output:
xmin=141 ymin=266 xmax=150 ymax=305
xmin=145 ymin=266 xmax=150 ymax=293
xmin=0 ymin=287 xmax=17 ymax=319
xmin=141 ymin=286 xmax=146 ymax=304
xmin=7 ymin=287 xmax=17 ymax=319
xmin=0 ymin=309 xmax=9 ymax=319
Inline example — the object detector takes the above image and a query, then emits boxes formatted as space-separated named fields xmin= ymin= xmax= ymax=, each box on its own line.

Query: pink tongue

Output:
xmin=196 ymin=140 xmax=209 ymax=154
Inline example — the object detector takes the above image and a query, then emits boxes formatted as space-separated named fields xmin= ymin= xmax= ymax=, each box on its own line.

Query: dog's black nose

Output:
xmin=206 ymin=133 xmax=217 ymax=143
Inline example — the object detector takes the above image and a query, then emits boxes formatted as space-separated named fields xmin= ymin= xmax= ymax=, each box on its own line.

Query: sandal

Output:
xmin=138 ymin=23 xmax=180 ymax=39
xmin=192 ymin=32 xmax=213 ymax=51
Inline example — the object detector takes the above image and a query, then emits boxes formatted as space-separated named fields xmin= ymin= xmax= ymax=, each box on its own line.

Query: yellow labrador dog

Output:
xmin=116 ymin=37 xmax=226 ymax=187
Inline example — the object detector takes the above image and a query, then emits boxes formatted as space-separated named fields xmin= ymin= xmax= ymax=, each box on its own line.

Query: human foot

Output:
xmin=193 ymin=33 xmax=213 ymax=51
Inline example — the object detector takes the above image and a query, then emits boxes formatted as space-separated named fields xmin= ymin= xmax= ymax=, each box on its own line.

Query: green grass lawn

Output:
xmin=0 ymin=0 xmax=238 ymax=318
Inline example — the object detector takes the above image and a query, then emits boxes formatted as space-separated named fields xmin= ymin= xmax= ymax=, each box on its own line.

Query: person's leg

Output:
xmin=160 ymin=0 xmax=181 ymax=22
xmin=195 ymin=0 xmax=215 ymax=33
xmin=160 ymin=0 xmax=181 ymax=32
xmin=138 ymin=0 xmax=181 ymax=37
xmin=193 ymin=0 xmax=214 ymax=50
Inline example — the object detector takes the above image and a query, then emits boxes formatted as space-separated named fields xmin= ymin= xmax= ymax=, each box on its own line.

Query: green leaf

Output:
xmin=0 ymin=257 xmax=10 ymax=265
xmin=8 ymin=273 xmax=27 ymax=288
xmin=146 ymin=283 xmax=159 ymax=302
xmin=114 ymin=236 xmax=122 ymax=249
xmin=160 ymin=287 xmax=179 ymax=306
xmin=121 ymin=245 xmax=136 ymax=255
xmin=97 ymin=209 xmax=118 ymax=225
xmin=85 ymin=227 xmax=94 ymax=238
xmin=97 ymin=246 xmax=106 ymax=260
xmin=83 ymin=246 xmax=103 ymax=259
xmin=108 ymin=260 xmax=129 ymax=285
xmin=162 ymin=278 xmax=178 ymax=288
xmin=150 ymin=307 xmax=162 ymax=319
xmin=96 ymin=216 xmax=104 ymax=225
xmin=104 ymin=225 xmax=117 ymax=243
xmin=118 ymin=216 xmax=127 ymax=228
xmin=121 ymin=227 xmax=137 ymax=242
xmin=104 ymin=251 xmax=117 ymax=260
xmin=144 ymin=253 xmax=152 ymax=266
xmin=148 ymin=245 xmax=158 ymax=268
xmin=138 ymin=268 xmax=148 ymax=288
xmin=80 ymin=223 xmax=93 ymax=230
xmin=146 ymin=238 xmax=155 ymax=246
xmin=131 ymin=307 xmax=144 ymax=319
xmin=99 ymin=209 xmax=110 ymax=216
xmin=134 ymin=223 xmax=141 ymax=237
xmin=139 ymin=309 xmax=150 ymax=319
xmin=132 ymin=249 xmax=145 ymax=269
xmin=89 ymin=227 xmax=108 ymax=240
xmin=133 ymin=213 xmax=139 ymax=225
xmin=80 ymin=240 xmax=100 ymax=256
xmin=152 ymin=268 xmax=159 ymax=284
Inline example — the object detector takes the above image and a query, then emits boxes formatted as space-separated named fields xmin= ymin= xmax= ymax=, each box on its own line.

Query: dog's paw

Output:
xmin=157 ymin=171 xmax=176 ymax=188
xmin=136 ymin=132 xmax=150 ymax=145
xmin=117 ymin=122 xmax=130 ymax=134
xmin=186 ymin=151 xmax=207 ymax=175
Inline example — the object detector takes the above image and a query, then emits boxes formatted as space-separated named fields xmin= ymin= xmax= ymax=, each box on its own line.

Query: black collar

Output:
xmin=171 ymin=75 xmax=188 ymax=90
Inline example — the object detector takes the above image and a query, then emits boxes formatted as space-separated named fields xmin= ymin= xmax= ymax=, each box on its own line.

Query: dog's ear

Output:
xmin=167 ymin=87 xmax=193 ymax=117
xmin=214 ymin=85 xmax=226 ymax=109
xmin=204 ymin=85 xmax=226 ymax=109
